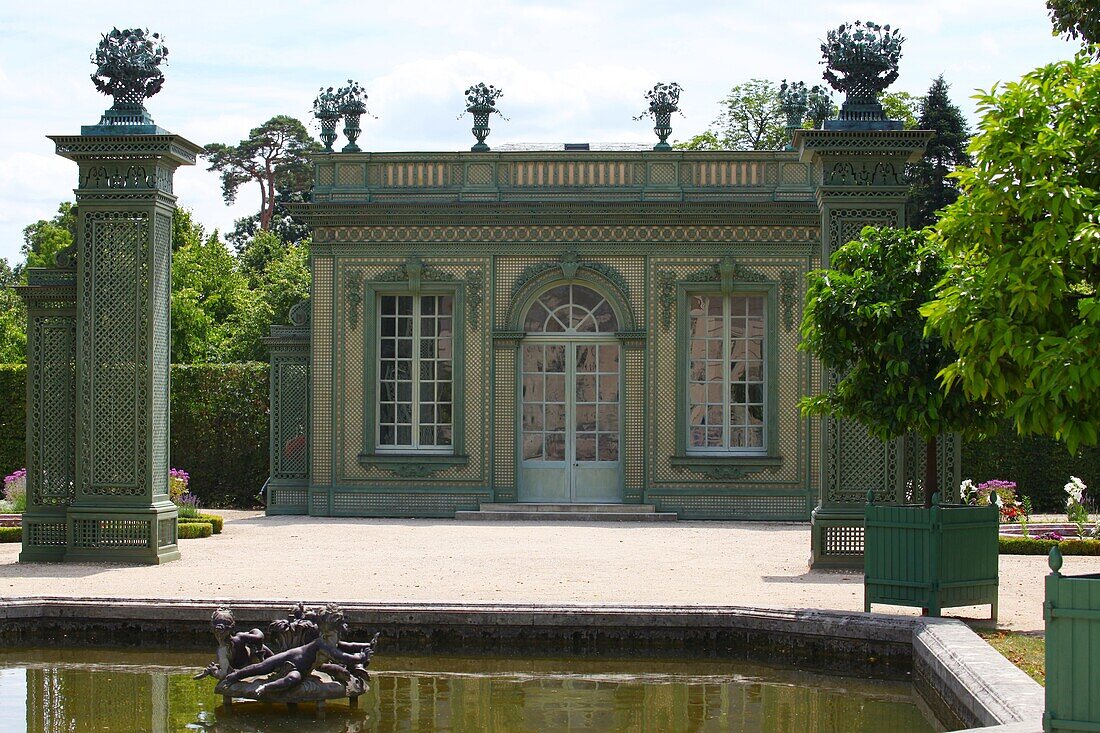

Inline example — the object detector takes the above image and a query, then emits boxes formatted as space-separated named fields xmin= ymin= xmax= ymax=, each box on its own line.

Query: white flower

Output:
xmin=1065 ymin=476 xmax=1087 ymax=505
xmin=960 ymin=479 xmax=977 ymax=504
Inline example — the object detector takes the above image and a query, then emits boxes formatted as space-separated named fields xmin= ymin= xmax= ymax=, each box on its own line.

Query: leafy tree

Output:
xmin=922 ymin=54 xmax=1100 ymax=453
xmin=172 ymin=207 xmax=205 ymax=251
xmin=880 ymin=91 xmax=921 ymax=130
xmin=673 ymin=131 xmax=724 ymax=151
xmin=0 ymin=259 xmax=26 ymax=363
xmin=170 ymin=232 xmax=251 ymax=363
xmin=223 ymin=239 xmax=310 ymax=362
xmin=906 ymin=76 xmax=970 ymax=229
xmin=203 ymin=116 xmax=319 ymax=232
xmin=713 ymin=79 xmax=787 ymax=150
xmin=1048 ymin=0 xmax=1100 ymax=55
xmin=236 ymin=229 xmax=289 ymax=286
xmin=806 ymin=87 xmax=837 ymax=129
xmin=800 ymin=227 xmax=995 ymax=506
xmin=21 ymin=202 xmax=75 ymax=272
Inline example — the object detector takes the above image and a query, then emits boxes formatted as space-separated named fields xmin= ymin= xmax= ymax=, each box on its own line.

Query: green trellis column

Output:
xmin=46 ymin=128 xmax=202 ymax=564
xmin=794 ymin=127 xmax=932 ymax=569
xmin=264 ymin=301 xmax=311 ymax=515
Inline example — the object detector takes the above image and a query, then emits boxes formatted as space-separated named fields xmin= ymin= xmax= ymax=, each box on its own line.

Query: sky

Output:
xmin=0 ymin=0 xmax=1077 ymax=266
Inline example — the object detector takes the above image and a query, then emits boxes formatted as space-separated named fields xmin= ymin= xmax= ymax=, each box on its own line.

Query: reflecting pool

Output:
xmin=0 ymin=648 xmax=936 ymax=732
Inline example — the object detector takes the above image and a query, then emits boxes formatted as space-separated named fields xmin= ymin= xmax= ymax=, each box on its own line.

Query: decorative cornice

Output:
xmin=314 ymin=224 xmax=818 ymax=246
xmin=510 ymin=250 xmax=630 ymax=300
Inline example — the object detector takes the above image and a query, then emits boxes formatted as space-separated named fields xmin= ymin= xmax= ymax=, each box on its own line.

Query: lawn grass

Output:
xmin=979 ymin=630 xmax=1045 ymax=685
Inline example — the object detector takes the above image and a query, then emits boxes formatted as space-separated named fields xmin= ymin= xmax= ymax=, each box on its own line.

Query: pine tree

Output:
xmin=907 ymin=76 xmax=970 ymax=229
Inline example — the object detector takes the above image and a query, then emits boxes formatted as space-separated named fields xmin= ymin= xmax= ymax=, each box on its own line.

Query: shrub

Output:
xmin=178 ymin=513 xmax=222 ymax=534
xmin=169 ymin=468 xmax=190 ymax=503
xmin=0 ymin=526 xmax=20 ymax=543
xmin=177 ymin=522 xmax=213 ymax=539
xmin=0 ymin=365 xmax=25 ymax=481
xmin=963 ymin=420 xmax=1100 ymax=512
xmin=170 ymin=363 xmax=268 ymax=508
xmin=999 ymin=536 xmax=1100 ymax=556
xmin=196 ymin=512 xmax=223 ymax=534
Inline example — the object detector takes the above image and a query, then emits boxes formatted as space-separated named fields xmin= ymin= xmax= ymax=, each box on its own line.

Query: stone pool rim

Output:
xmin=0 ymin=597 xmax=1042 ymax=732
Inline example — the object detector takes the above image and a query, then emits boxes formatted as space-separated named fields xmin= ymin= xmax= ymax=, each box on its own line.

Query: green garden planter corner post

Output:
xmin=19 ymin=28 xmax=201 ymax=564
xmin=1044 ymin=546 xmax=1100 ymax=732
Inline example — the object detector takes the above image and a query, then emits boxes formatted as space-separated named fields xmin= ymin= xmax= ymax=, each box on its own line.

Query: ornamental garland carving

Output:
xmin=657 ymin=258 xmax=772 ymax=331
xmin=657 ymin=270 xmax=676 ymax=330
xmin=825 ymin=161 xmax=901 ymax=186
xmin=780 ymin=270 xmax=799 ymax=332
xmin=510 ymin=250 xmax=630 ymax=300
xmin=464 ymin=269 xmax=484 ymax=328
xmin=374 ymin=256 xmax=457 ymax=292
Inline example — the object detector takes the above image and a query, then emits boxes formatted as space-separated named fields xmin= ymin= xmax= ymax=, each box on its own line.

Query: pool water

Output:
xmin=0 ymin=648 xmax=936 ymax=732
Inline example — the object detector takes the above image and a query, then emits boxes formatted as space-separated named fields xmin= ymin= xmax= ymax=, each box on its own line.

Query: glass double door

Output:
xmin=518 ymin=341 xmax=622 ymax=503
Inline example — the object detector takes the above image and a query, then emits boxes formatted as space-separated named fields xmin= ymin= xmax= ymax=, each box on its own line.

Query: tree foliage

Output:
xmin=170 ymin=231 xmax=251 ymax=363
xmin=907 ymin=76 xmax=970 ymax=229
xmin=922 ymin=54 xmax=1100 ymax=453
xmin=203 ymin=116 xmax=319 ymax=232
xmin=880 ymin=91 xmax=921 ymax=130
xmin=1048 ymin=0 xmax=1100 ymax=55
xmin=800 ymin=227 xmax=995 ymax=503
xmin=0 ymin=260 xmax=26 ymax=363
xmin=676 ymin=79 xmax=787 ymax=151
xmin=21 ymin=202 xmax=75 ymax=271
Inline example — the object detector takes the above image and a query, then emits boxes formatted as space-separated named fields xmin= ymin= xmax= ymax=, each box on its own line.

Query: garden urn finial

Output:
xmin=89 ymin=27 xmax=169 ymax=127
xmin=820 ymin=20 xmax=904 ymax=129
xmin=634 ymin=82 xmax=682 ymax=151
xmin=461 ymin=83 xmax=505 ymax=152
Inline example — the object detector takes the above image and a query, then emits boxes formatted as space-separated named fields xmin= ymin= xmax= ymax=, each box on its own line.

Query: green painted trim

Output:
xmin=673 ymin=277 xmax=780 ymax=460
xmin=360 ymin=276 xmax=467 ymax=464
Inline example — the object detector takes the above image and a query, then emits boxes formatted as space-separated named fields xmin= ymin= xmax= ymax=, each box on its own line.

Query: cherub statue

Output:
xmin=194 ymin=607 xmax=272 ymax=680
xmin=222 ymin=604 xmax=377 ymax=698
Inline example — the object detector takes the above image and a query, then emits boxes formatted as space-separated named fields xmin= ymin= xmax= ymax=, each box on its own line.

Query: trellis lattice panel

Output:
xmin=312 ymin=256 xmax=334 ymax=485
xmin=329 ymin=489 xmax=488 ymax=517
xmin=650 ymin=493 xmax=808 ymax=520
xmin=150 ymin=212 xmax=171 ymax=498
xmin=623 ymin=348 xmax=644 ymax=502
xmin=492 ymin=346 xmax=516 ymax=500
xmin=334 ymin=257 xmax=488 ymax=484
xmin=272 ymin=359 xmax=310 ymax=480
xmin=825 ymin=207 xmax=901 ymax=255
xmin=647 ymin=255 xmax=814 ymax=491
xmin=79 ymin=211 xmax=150 ymax=500
xmin=824 ymin=413 xmax=902 ymax=505
xmin=28 ymin=315 xmax=76 ymax=507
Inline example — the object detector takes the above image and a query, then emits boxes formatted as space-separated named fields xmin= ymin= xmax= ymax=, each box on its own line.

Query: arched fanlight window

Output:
xmin=522 ymin=284 xmax=619 ymax=333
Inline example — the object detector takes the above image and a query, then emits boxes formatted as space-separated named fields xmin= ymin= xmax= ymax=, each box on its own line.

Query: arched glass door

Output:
xmin=518 ymin=285 xmax=622 ymax=503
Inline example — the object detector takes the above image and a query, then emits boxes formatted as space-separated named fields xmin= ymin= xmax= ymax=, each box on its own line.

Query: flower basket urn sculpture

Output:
xmin=460 ymin=82 xmax=505 ymax=152
xmin=820 ymin=20 xmax=905 ymax=129
xmin=312 ymin=86 xmax=342 ymax=152
xmin=634 ymin=82 xmax=682 ymax=151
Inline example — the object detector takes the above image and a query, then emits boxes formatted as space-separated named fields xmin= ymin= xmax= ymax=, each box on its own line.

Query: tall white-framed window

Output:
xmin=686 ymin=293 xmax=767 ymax=453
xmin=376 ymin=293 xmax=454 ymax=452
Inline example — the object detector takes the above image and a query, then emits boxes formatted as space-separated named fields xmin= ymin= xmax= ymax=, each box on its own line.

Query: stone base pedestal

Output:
xmin=63 ymin=502 xmax=179 ymax=565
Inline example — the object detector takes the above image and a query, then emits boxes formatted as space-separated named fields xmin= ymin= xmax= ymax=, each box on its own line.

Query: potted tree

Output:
xmin=800 ymin=226 xmax=1001 ymax=619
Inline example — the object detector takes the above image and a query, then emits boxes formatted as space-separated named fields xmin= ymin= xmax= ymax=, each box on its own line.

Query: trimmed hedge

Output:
xmin=964 ymin=420 xmax=1100 ymax=513
xmin=178 ymin=513 xmax=223 ymax=534
xmin=1000 ymin=536 xmax=1100 ymax=556
xmin=0 ymin=526 xmax=19 ymax=543
xmin=0 ymin=363 xmax=268 ymax=510
xmin=178 ymin=521 xmax=213 ymax=539
xmin=0 ymin=365 xmax=25 ymax=483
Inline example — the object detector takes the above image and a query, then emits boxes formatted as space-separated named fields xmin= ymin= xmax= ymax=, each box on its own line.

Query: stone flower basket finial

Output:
xmin=806 ymin=85 xmax=835 ymax=129
xmin=89 ymin=27 xmax=169 ymax=125
xmin=460 ymin=83 xmax=506 ymax=152
xmin=634 ymin=82 xmax=683 ymax=151
xmin=778 ymin=80 xmax=809 ymax=149
xmin=312 ymin=86 xmax=342 ymax=152
xmin=820 ymin=20 xmax=904 ymax=125
xmin=334 ymin=80 xmax=375 ymax=153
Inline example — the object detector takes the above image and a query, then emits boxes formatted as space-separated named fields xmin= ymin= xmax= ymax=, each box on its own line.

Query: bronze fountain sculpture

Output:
xmin=197 ymin=603 xmax=379 ymax=718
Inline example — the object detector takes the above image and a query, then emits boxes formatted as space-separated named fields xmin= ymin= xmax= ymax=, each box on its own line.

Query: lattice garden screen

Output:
xmin=376 ymin=294 xmax=454 ymax=451
xmin=687 ymin=293 xmax=767 ymax=453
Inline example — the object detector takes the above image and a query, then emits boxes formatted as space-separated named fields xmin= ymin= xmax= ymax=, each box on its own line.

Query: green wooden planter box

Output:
xmin=1045 ymin=547 xmax=1100 ymax=733
xmin=864 ymin=497 xmax=999 ymax=619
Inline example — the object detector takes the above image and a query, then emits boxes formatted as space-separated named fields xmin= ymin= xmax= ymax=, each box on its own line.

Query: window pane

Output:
xmin=575 ymin=434 xmax=596 ymax=461
xmin=598 ymin=433 xmax=619 ymax=461
xmin=546 ymin=433 xmax=566 ymax=460
xmin=523 ymin=434 xmax=544 ymax=460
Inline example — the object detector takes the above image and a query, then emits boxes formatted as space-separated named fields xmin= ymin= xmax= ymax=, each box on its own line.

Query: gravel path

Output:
xmin=1 ymin=511 xmax=1093 ymax=632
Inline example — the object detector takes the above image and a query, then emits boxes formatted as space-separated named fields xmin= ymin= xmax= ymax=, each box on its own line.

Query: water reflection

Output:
xmin=0 ymin=649 xmax=935 ymax=733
